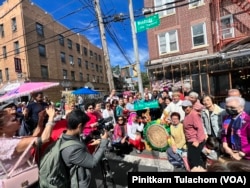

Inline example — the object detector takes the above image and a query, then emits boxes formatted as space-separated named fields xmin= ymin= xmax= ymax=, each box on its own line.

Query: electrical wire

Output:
xmin=0 ymin=22 xmax=98 ymax=60
xmin=105 ymin=23 xmax=134 ymax=66
xmin=0 ymin=4 xmax=91 ymax=47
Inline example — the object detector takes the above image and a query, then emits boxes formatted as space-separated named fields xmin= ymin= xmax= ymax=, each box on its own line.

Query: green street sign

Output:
xmin=135 ymin=14 xmax=160 ymax=33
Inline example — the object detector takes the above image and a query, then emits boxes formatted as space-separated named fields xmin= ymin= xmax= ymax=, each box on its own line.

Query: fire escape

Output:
xmin=232 ymin=0 xmax=250 ymax=14
xmin=214 ymin=0 xmax=250 ymax=51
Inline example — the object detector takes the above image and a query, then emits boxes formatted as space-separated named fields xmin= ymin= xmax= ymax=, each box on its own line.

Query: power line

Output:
xmin=0 ymin=23 xmax=98 ymax=60
xmin=143 ymin=0 xmax=201 ymax=15
xmin=0 ymin=0 xmax=25 ymax=19
xmin=0 ymin=4 xmax=91 ymax=47
xmin=105 ymin=23 xmax=133 ymax=66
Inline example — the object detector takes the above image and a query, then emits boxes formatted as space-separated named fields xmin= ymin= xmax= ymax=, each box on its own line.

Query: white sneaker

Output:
xmin=136 ymin=149 xmax=141 ymax=154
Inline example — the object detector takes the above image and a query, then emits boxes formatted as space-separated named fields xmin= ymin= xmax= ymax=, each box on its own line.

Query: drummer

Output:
xmin=160 ymin=91 xmax=185 ymax=124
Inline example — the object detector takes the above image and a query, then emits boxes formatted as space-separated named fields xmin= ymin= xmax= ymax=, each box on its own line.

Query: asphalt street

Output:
xmin=92 ymin=148 xmax=178 ymax=188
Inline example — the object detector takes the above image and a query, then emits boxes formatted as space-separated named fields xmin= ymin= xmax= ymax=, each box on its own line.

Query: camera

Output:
xmin=97 ymin=116 xmax=114 ymax=132
xmin=87 ymin=116 xmax=114 ymax=141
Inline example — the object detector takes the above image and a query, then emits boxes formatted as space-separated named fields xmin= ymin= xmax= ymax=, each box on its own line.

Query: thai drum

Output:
xmin=143 ymin=120 xmax=170 ymax=152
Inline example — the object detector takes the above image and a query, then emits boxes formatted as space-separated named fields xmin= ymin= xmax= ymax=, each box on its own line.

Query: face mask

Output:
xmin=226 ymin=108 xmax=238 ymax=116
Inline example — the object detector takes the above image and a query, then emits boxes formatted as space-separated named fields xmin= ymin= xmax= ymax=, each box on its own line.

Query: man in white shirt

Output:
xmin=143 ymin=87 xmax=152 ymax=100
xmin=106 ymin=89 xmax=119 ymax=104
xmin=160 ymin=91 xmax=185 ymax=123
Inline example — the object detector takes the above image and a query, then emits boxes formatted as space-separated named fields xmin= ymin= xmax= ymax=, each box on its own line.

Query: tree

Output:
xmin=141 ymin=72 xmax=150 ymax=89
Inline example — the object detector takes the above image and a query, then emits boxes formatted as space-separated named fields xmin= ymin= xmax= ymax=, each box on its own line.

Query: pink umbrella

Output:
xmin=0 ymin=82 xmax=60 ymax=102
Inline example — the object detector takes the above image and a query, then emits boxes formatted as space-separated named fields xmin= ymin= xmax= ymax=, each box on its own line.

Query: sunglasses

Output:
xmin=118 ymin=119 xmax=123 ymax=121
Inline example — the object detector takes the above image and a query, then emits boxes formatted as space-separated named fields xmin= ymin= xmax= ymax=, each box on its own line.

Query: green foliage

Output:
xmin=141 ymin=72 xmax=150 ymax=88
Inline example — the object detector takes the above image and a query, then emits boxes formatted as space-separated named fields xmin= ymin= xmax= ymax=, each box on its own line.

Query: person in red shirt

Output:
xmin=83 ymin=102 xmax=99 ymax=137
xmin=182 ymin=100 xmax=206 ymax=171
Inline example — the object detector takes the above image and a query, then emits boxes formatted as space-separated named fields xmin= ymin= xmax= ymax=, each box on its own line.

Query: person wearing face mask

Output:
xmin=221 ymin=96 xmax=250 ymax=161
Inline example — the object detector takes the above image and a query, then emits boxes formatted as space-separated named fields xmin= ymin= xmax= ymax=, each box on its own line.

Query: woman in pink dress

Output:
xmin=0 ymin=106 xmax=55 ymax=186
xmin=126 ymin=112 xmax=145 ymax=153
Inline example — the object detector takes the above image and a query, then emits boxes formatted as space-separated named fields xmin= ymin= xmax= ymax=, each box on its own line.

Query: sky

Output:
xmin=27 ymin=0 xmax=149 ymax=72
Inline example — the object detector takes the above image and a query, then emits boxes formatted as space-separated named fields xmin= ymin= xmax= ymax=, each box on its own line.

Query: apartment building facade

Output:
xmin=0 ymin=0 xmax=109 ymax=101
xmin=144 ymin=0 xmax=250 ymax=101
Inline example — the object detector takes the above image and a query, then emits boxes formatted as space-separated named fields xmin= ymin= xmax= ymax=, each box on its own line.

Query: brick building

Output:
xmin=144 ymin=0 xmax=250 ymax=101
xmin=0 ymin=0 xmax=109 ymax=101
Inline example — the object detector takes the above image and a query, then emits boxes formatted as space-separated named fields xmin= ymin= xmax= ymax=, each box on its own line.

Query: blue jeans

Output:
xmin=166 ymin=147 xmax=184 ymax=167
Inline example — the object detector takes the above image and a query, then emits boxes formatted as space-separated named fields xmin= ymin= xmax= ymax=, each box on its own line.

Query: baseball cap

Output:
xmin=181 ymin=100 xmax=192 ymax=107
xmin=0 ymin=102 xmax=16 ymax=110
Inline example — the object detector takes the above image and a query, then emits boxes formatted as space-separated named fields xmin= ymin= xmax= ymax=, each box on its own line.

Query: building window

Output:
xmin=83 ymin=47 xmax=88 ymax=56
xmin=79 ymin=72 xmax=83 ymax=81
xmin=94 ymin=53 xmax=97 ymax=61
xmin=61 ymin=52 xmax=66 ymax=63
xmin=0 ymin=24 xmax=4 ymax=37
xmin=91 ymin=63 xmax=94 ymax=70
xmin=154 ymin=0 xmax=175 ymax=18
xmin=58 ymin=34 xmax=64 ymax=46
xmin=191 ymin=23 xmax=207 ymax=47
xmin=76 ymin=43 xmax=80 ymax=53
xmin=14 ymin=41 xmax=20 ymax=54
xmin=221 ymin=15 xmax=234 ymax=39
xmin=36 ymin=23 xmax=44 ymax=36
xmin=78 ymin=58 xmax=82 ymax=67
xmin=96 ymin=64 xmax=99 ymax=72
xmin=0 ymin=70 xmax=2 ymax=82
xmin=63 ymin=69 xmax=67 ymax=79
xmin=87 ymin=74 xmax=90 ymax=82
xmin=5 ymin=68 xmax=9 ymax=81
xmin=67 ymin=39 xmax=72 ymax=49
xmin=11 ymin=17 xmax=17 ymax=32
xmin=98 ymin=54 xmax=101 ymax=62
xmin=97 ymin=76 xmax=99 ymax=83
xmin=99 ymin=66 xmax=102 ymax=73
xmin=71 ymin=71 xmax=75 ymax=81
xmin=2 ymin=46 xmax=7 ymax=58
xmin=90 ymin=50 xmax=93 ymax=58
xmin=14 ymin=58 xmax=22 ymax=73
xmin=39 ymin=44 xmax=46 ymax=57
xmin=158 ymin=30 xmax=178 ymax=55
xmin=69 ymin=55 xmax=74 ymax=65
xmin=85 ymin=61 xmax=89 ymax=69
xmin=41 ymin=65 xmax=48 ymax=79
xmin=189 ymin=0 xmax=204 ymax=8
xmin=92 ymin=75 xmax=96 ymax=82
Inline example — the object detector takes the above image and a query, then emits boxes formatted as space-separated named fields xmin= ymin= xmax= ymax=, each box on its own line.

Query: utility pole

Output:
xmin=128 ymin=0 xmax=143 ymax=94
xmin=93 ymin=0 xmax=114 ymax=91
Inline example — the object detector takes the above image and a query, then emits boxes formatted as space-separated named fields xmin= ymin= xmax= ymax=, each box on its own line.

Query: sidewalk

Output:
xmin=105 ymin=148 xmax=174 ymax=172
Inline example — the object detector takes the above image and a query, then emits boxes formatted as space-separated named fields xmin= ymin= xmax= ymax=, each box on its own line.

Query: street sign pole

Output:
xmin=128 ymin=0 xmax=143 ymax=95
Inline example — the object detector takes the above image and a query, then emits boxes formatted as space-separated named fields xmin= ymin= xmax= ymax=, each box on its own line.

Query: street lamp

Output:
xmin=61 ymin=76 xmax=72 ymax=91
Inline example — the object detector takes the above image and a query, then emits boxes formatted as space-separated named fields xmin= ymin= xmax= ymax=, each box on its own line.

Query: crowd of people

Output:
xmin=0 ymin=84 xmax=250 ymax=187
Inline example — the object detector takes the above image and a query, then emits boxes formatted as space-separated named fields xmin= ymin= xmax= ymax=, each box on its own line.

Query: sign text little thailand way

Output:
xmin=135 ymin=14 xmax=160 ymax=33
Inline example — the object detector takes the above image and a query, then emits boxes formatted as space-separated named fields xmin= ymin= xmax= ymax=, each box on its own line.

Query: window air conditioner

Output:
xmin=222 ymin=32 xmax=233 ymax=39
xmin=12 ymin=25 xmax=17 ymax=31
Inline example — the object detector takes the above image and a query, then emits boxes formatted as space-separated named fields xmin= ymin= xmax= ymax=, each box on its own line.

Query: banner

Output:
xmin=134 ymin=100 xmax=159 ymax=111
